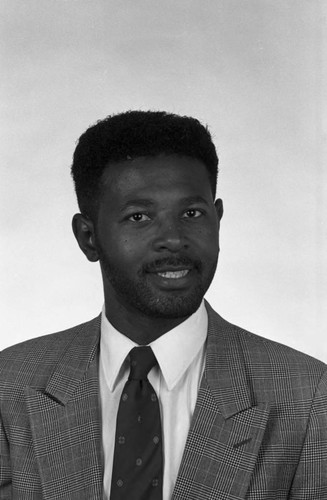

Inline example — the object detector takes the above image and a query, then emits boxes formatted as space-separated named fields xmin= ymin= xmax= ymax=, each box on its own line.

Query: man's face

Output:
xmin=95 ymin=154 xmax=222 ymax=320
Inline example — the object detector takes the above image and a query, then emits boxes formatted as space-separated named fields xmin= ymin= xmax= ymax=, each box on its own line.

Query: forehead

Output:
xmin=100 ymin=154 xmax=213 ymax=202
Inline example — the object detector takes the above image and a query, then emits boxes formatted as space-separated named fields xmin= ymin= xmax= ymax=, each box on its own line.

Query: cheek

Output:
xmin=197 ymin=232 xmax=219 ymax=261
xmin=114 ymin=234 xmax=145 ymax=262
xmin=195 ymin=225 xmax=218 ymax=246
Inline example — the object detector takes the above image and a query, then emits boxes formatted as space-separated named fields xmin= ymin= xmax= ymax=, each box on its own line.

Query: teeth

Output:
xmin=157 ymin=270 xmax=189 ymax=279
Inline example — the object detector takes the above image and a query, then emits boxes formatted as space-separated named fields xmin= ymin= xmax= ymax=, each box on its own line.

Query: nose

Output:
xmin=152 ymin=218 xmax=187 ymax=253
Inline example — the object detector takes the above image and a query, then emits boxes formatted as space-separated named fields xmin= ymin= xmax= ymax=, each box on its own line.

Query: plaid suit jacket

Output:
xmin=1 ymin=302 xmax=327 ymax=499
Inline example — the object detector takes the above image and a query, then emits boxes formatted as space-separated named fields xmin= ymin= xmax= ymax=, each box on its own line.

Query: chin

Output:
xmin=136 ymin=290 xmax=204 ymax=319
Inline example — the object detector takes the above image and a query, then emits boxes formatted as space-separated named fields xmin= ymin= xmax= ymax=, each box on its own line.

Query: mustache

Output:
xmin=142 ymin=256 xmax=202 ymax=273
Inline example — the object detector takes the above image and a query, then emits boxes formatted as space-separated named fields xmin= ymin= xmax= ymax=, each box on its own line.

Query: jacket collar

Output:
xmin=172 ymin=302 xmax=270 ymax=499
xmin=204 ymin=300 xmax=254 ymax=418
xmin=43 ymin=315 xmax=101 ymax=405
xmin=43 ymin=303 xmax=254 ymax=417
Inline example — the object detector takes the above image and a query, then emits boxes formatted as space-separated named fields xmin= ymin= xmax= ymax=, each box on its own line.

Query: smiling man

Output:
xmin=1 ymin=111 xmax=327 ymax=499
xmin=74 ymin=153 xmax=222 ymax=344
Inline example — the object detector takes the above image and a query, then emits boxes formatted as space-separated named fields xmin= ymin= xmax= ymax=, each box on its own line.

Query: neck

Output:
xmin=104 ymin=299 xmax=189 ymax=344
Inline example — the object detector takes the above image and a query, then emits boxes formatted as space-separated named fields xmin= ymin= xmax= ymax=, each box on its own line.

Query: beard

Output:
xmin=98 ymin=250 xmax=217 ymax=319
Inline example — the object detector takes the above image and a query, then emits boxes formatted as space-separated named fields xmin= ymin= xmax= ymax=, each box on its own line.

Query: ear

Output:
xmin=72 ymin=213 xmax=99 ymax=262
xmin=214 ymin=198 xmax=224 ymax=221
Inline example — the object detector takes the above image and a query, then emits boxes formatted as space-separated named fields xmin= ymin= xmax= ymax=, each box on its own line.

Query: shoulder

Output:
xmin=0 ymin=316 xmax=101 ymax=387
xmin=206 ymin=302 xmax=327 ymax=390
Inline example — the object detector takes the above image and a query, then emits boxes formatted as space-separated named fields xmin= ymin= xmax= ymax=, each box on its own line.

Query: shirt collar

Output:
xmin=150 ymin=302 xmax=207 ymax=390
xmin=100 ymin=301 xmax=208 ymax=392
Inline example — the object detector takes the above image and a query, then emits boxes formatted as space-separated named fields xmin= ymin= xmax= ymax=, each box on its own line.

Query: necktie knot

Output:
xmin=128 ymin=346 xmax=157 ymax=380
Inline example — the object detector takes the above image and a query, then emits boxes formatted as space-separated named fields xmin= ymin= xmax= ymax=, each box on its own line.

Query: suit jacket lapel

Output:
xmin=24 ymin=316 xmax=103 ymax=500
xmin=172 ymin=303 xmax=270 ymax=500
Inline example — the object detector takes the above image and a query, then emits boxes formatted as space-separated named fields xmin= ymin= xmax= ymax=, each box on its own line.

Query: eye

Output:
xmin=128 ymin=213 xmax=151 ymax=222
xmin=182 ymin=208 xmax=202 ymax=218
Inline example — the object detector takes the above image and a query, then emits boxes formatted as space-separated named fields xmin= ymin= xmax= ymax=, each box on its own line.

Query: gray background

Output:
xmin=1 ymin=0 xmax=326 ymax=361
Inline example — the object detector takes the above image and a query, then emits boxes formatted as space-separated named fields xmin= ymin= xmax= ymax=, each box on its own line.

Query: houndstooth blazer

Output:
xmin=1 ymin=302 xmax=327 ymax=499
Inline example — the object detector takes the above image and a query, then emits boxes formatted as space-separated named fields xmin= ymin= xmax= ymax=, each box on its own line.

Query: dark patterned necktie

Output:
xmin=110 ymin=346 xmax=163 ymax=499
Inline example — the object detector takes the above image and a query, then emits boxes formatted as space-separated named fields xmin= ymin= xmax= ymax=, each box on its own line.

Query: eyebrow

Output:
xmin=180 ymin=196 xmax=210 ymax=206
xmin=119 ymin=196 xmax=210 ymax=212
xmin=119 ymin=199 xmax=155 ymax=212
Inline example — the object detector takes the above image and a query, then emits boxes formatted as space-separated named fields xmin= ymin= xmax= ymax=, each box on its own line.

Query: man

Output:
xmin=0 ymin=111 xmax=326 ymax=500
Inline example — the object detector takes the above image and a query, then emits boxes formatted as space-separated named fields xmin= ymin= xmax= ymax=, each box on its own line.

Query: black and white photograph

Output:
xmin=1 ymin=1 xmax=326 ymax=498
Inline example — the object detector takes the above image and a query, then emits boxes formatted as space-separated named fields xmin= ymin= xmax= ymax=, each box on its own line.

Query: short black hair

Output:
xmin=71 ymin=110 xmax=219 ymax=219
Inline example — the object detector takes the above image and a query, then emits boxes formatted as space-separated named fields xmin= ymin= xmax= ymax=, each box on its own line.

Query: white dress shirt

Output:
xmin=99 ymin=301 xmax=208 ymax=500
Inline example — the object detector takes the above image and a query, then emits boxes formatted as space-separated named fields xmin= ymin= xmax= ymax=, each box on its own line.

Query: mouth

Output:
xmin=156 ymin=269 xmax=190 ymax=279
xmin=143 ymin=258 xmax=200 ymax=289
